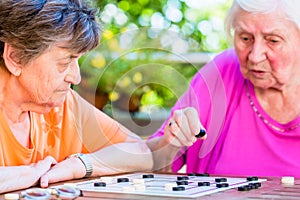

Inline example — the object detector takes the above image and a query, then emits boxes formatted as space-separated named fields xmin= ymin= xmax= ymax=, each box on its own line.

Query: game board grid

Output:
xmin=74 ymin=173 xmax=267 ymax=198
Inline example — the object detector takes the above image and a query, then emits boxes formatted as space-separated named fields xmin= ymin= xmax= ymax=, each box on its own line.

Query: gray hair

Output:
xmin=225 ymin=0 xmax=300 ymax=39
xmin=0 ymin=0 xmax=101 ymax=68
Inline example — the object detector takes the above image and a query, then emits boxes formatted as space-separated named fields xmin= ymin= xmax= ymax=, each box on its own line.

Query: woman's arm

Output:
xmin=38 ymin=91 xmax=153 ymax=188
xmin=146 ymin=136 xmax=182 ymax=172
xmin=0 ymin=156 xmax=57 ymax=194
xmin=40 ymin=135 xmax=152 ymax=188
xmin=91 ymin=137 xmax=153 ymax=175
xmin=147 ymin=107 xmax=206 ymax=172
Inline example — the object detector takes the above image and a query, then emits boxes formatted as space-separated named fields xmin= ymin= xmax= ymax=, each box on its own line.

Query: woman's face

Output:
xmin=233 ymin=9 xmax=300 ymax=90
xmin=19 ymin=44 xmax=82 ymax=113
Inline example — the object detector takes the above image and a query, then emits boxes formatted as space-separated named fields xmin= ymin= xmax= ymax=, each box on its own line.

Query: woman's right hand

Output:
xmin=0 ymin=156 xmax=57 ymax=193
xmin=164 ymin=107 xmax=207 ymax=147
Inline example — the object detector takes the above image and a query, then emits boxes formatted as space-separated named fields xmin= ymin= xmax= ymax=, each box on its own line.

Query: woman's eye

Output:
xmin=241 ymin=36 xmax=251 ymax=42
xmin=266 ymin=35 xmax=281 ymax=44
xmin=58 ymin=62 xmax=71 ymax=72
xmin=269 ymin=39 xmax=279 ymax=43
xmin=62 ymin=62 xmax=71 ymax=67
xmin=238 ymin=33 xmax=252 ymax=43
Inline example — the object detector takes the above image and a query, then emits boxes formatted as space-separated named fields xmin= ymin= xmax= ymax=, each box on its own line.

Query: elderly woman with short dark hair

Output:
xmin=0 ymin=0 xmax=152 ymax=193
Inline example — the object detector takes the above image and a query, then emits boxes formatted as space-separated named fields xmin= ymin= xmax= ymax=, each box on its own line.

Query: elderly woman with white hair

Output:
xmin=147 ymin=0 xmax=300 ymax=177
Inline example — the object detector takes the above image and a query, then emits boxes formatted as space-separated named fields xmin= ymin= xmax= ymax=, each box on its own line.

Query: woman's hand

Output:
xmin=29 ymin=156 xmax=57 ymax=185
xmin=39 ymin=156 xmax=86 ymax=188
xmin=164 ymin=107 xmax=206 ymax=147
xmin=0 ymin=156 xmax=57 ymax=193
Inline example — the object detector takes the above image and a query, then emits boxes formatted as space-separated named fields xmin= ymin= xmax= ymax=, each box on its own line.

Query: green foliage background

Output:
xmin=76 ymin=0 xmax=233 ymax=112
xmin=95 ymin=0 xmax=232 ymax=52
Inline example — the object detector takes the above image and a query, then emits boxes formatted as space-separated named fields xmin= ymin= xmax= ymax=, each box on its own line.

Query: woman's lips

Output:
xmin=250 ymin=69 xmax=267 ymax=78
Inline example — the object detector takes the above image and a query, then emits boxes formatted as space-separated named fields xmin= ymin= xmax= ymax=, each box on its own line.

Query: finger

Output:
xmin=183 ymin=107 xmax=201 ymax=136
xmin=178 ymin=114 xmax=196 ymax=145
xmin=169 ymin=115 xmax=195 ymax=146
xmin=40 ymin=174 xmax=49 ymax=188
xmin=164 ymin=121 xmax=183 ymax=147
xmin=183 ymin=107 xmax=207 ymax=139
xmin=168 ymin=135 xmax=183 ymax=147
xmin=169 ymin=118 xmax=189 ymax=146
xmin=44 ymin=156 xmax=58 ymax=165
xmin=37 ymin=156 xmax=57 ymax=166
xmin=41 ymin=161 xmax=75 ymax=186
xmin=173 ymin=110 xmax=195 ymax=143
xmin=34 ymin=156 xmax=58 ymax=179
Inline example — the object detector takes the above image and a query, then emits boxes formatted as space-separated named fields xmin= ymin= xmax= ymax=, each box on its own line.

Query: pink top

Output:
xmin=150 ymin=48 xmax=300 ymax=178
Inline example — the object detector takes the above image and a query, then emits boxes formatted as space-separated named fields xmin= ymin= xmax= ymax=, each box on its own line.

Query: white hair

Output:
xmin=225 ymin=0 xmax=300 ymax=39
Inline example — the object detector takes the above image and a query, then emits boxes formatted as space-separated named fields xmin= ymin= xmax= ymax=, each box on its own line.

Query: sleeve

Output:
xmin=69 ymin=90 xmax=129 ymax=153
xmin=147 ymin=59 xmax=215 ymax=171
xmin=148 ymin=49 xmax=238 ymax=172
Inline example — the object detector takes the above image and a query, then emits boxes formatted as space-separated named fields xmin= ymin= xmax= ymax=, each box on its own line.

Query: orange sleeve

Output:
xmin=69 ymin=90 xmax=129 ymax=153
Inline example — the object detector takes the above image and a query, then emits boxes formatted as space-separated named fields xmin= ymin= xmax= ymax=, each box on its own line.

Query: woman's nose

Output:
xmin=248 ymin=40 xmax=267 ymax=64
xmin=65 ymin=62 xmax=81 ymax=85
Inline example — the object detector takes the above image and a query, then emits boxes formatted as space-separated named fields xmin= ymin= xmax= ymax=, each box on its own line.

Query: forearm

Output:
xmin=0 ymin=166 xmax=38 ymax=193
xmin=146 ymin=137 xmax=181 ymax=172
xmin=40 ymin=140 xmax=152 ymax=188
xmin=90 ymin=140 xmax=153 ymax=176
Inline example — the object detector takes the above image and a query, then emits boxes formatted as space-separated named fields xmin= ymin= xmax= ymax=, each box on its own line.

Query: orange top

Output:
xmin=0 ymin=90 xmax=128 ymax=166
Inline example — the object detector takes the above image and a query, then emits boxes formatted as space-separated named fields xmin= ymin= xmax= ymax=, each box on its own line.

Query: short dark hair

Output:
xmin=0 ymin=0 xmax=101 ymax=67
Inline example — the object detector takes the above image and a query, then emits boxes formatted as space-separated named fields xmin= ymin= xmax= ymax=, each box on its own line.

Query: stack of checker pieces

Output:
xmin=237 ymin=176 xmax=262 ymax=191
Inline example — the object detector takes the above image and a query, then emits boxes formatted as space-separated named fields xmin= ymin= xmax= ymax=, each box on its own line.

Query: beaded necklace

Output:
xmin=246 ymin=83 xmax=300 ymax=133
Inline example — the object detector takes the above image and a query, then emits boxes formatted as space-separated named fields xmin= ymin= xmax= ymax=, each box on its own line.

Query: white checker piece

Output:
xmin=281 ymin=176 xmax=295 ymax=185
xmin=73 ymin=173 xmax=267 ymax=199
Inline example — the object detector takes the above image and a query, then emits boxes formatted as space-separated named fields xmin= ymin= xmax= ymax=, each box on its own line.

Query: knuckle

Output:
xmin=184 ymin=107 xmax=197 ymax=116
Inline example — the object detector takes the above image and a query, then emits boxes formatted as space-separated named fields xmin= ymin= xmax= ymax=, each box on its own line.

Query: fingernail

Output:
xmin=169 ymin=120 xmax=175 ymax=127
xmin=193 ymin=137 xmax=197 ymax=143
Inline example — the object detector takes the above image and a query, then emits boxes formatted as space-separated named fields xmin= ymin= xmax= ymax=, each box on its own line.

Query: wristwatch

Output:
xmin=67 ymin=153 xmax=93 ymax=178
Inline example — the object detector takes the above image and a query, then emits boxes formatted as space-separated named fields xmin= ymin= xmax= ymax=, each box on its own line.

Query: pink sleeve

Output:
xmin=148 ymin=49 xmax=239 ymax=172
xmin=147 ymin=61 xmax=214 ymax=171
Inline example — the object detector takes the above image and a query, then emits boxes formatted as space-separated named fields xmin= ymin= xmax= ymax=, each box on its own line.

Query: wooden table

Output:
xmin=1 ymin=176 xmax=299 ymax=200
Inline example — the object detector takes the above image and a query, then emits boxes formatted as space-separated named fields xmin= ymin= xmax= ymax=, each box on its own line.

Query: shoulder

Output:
xmin=65 ymin=89 xmax=93 ymax=110
xmin=214 ymin=48 xmax=239 ymax=65
xmin=62 ymin=89 xmax=96 ymax=123
xmin=190 ymin=48 xmax=241 ymax=87
xmin=212 ymin=48 xmax=241 ymax=77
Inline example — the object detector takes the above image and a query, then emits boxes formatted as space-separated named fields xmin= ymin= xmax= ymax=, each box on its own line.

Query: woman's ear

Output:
xmin=3 ymin=43 xmax=22 ymax=76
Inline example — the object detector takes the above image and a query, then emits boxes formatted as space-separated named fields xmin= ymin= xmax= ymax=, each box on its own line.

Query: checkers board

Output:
xmin=71 ymin=173 xmax=266 ymax=199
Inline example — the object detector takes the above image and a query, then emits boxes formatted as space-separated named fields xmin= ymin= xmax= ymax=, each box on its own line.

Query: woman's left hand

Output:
xmin=39 ymin=156 xmax=86 ymax=188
